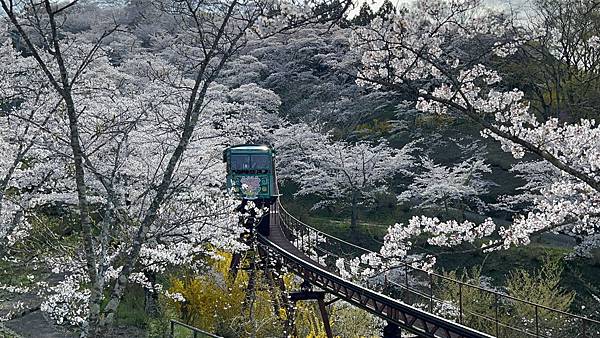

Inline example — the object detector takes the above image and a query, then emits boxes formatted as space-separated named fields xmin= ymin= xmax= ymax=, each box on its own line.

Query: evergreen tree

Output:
xmin=351 ymin=2 xmax=375 ymax=26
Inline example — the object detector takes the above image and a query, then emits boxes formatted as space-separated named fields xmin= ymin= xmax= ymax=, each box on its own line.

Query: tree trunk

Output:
xmin=350 ymin=190 xmax=359 ymax=230
xmin=144 ymin=271 xmax=159 ymax=317
xmin=0 ymin=2 xmax=104 ymax=335
xmin=96 ymin=3 xmax=245 ymax=332
xmin=65 ymin=96 xmax=103 ymax=338
xmin=443 ymin=197 xmax=449 ymax=217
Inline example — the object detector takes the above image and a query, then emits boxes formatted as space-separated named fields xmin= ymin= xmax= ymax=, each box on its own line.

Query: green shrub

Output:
xmin=437 ymin=255 xmax=575 ymax=337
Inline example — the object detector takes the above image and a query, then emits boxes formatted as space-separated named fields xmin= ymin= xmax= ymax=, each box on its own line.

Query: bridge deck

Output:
xmin=267 ymin=209 xmax=316 ymax=264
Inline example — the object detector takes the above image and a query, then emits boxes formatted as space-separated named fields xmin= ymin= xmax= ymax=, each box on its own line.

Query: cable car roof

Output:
xmin=226 ymin=144 xmax=272 ymax=152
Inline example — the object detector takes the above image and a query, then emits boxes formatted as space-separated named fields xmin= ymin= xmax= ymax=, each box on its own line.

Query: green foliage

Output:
xmin=437 ymin=255 xmax=575 ymax=337
xmin=376 ymin=0 xmax=396 ymax=19
xmin=291 ymin=300 xmax=382 ymax=338
xmin=329 ymin=302 xmax=382 ymax=337
xmin=436 ymin=266 xmax=497 ymax=330
xmin=166 ymin=251 xmax=284 ymax=338
xmin=313 ymin=0 xmax=350 ymax=27
xmin=115 ymin=286 xmax=148 ymax=328
xmin=350 ymin=2 xmax=375 ymax=26
xmin=350 ymin=0 xmax=397 ymax=27
xmin=414 ymin=113 xmax=456 ymax=129
xmin=355 ymin=118 xmax=393 ymax=139
xmin=506 ymin=256 xmax=574 ymax=317
xmin=0 ymin=324 xmax=20 ymax=338
xmin=165 ymin=251 xmax=383 ymax=337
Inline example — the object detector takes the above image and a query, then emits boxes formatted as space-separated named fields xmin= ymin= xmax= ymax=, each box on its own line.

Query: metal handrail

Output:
xmin=169 ymin=319 xmax=223 ymax=338
xmin=258 ymin=234 xmax=494 ymax=338
xmin=387 ymin=278 xmax=560 ymax=338
xmin=277 ymin=201 xmax=600 ymax=337
xmin=278 ymin=201 xmax=375 ymax=255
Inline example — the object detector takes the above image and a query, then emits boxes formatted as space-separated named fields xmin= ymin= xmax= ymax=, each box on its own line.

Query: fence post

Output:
xmin=459 ymin=283 xmax=463 ymax=324
xmin=170 ymin=320 xmax=174 ymax=338
xmin=495 ymin=293 xmax=499 ymax=337
xmin=300 ymin=226 xmax=304 ymax=251
xmin=582 ymin=318 xmax=587 ymax=338
xmin=535 ymin=305 xmax=539 ymax=336
xmin=404 ymin=263 xmax=409 ymax=303
xmin=429 ymin=273 xmax=434 ymax=312
xmin=307 ymin=227 xmax=311 ymax=252
xmin=306 ymin=226 xmax=310 ymax=253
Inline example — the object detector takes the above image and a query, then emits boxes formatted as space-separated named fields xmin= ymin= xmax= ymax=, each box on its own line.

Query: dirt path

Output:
xmin=4 ymin=311 xmax=147 ymax=338
xmin=4 ymin=310 xmax=76 ymax=338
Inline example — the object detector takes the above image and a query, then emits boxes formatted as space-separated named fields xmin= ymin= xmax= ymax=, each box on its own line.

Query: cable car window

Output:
xmin=250 ymin=155 xmax=270 ymax=170
xmin=230 ymin=155 xmax=250 ymax=170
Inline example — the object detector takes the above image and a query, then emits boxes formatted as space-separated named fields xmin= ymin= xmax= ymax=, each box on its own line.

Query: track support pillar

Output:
xmin=383 ymin=321 xmax=402 ymax=338
xmin=289 ymin=286 xmax=333 ymax=338
xmin=317 ymin=297 xmax=333 ymax=338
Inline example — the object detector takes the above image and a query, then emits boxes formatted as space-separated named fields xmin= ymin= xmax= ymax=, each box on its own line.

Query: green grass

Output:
xmin=302 ymin=215 xmax=387 ymax=252
xmin=0 ymin=323 xmax=21 ymax=338
xmin=0 ymin=260 xmax=43 ymax=303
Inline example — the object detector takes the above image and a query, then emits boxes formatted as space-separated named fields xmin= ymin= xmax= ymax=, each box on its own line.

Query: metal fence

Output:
xmin=278 ymin=202 xmax=600 ymax=338
xmin=169 ymin=319 xmax=223 ymax=338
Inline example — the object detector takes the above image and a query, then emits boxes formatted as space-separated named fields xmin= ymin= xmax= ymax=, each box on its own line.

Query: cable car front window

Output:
xmin=230 ymin=154 xmax=270 ymax=173
xmin=250 ymin=155 xmax=270 ymax=170
xmin=231 ymin=155 xmax=250 ymax=171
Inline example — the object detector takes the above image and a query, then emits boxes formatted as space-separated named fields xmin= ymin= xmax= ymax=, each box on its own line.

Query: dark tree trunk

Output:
xmin=350 ymin=190 xmax=359 ymax=230
xmin=144 ymin=271 xmax=159 ymax=317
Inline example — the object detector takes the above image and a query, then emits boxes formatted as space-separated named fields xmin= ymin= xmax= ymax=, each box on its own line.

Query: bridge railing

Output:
xmin=277 ymin=202 xmax=600 ymax=338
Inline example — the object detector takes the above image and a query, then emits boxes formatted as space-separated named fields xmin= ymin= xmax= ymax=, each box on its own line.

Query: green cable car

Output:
xmin=223 ymin=144 xmax=277 ymax=201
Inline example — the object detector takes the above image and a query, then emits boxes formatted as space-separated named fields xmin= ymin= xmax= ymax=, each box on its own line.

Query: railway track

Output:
xmin=253 ymin=199 xmax=600 ymax=338
xmin=258 ymin=201 xmax=493 ymax=338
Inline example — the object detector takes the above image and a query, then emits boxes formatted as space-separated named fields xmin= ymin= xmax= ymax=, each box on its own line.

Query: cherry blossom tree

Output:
xmin=353 ymin=0 xmax=600 ymax=259
xmin=398 ymin=137 xmax=494 ymax=218
xmin=398 ymin=156 xmax=492 ymax=217
xmin=275 ymin=123 xmax=416 ymax=229
xmin=0 ymin=0 xmax=356 ymax=335
xmin=0 ymin=33 xmax=82 ymax=252
xmin=0 ymin=42 xmax=41 ymax=254
xmin=246 ymin=24 xmax=394 ymax=132
xmin=0 ymin=36 xmax=247 ymax=328
xmin=0 ymin=29 xmax=91 ymax=322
